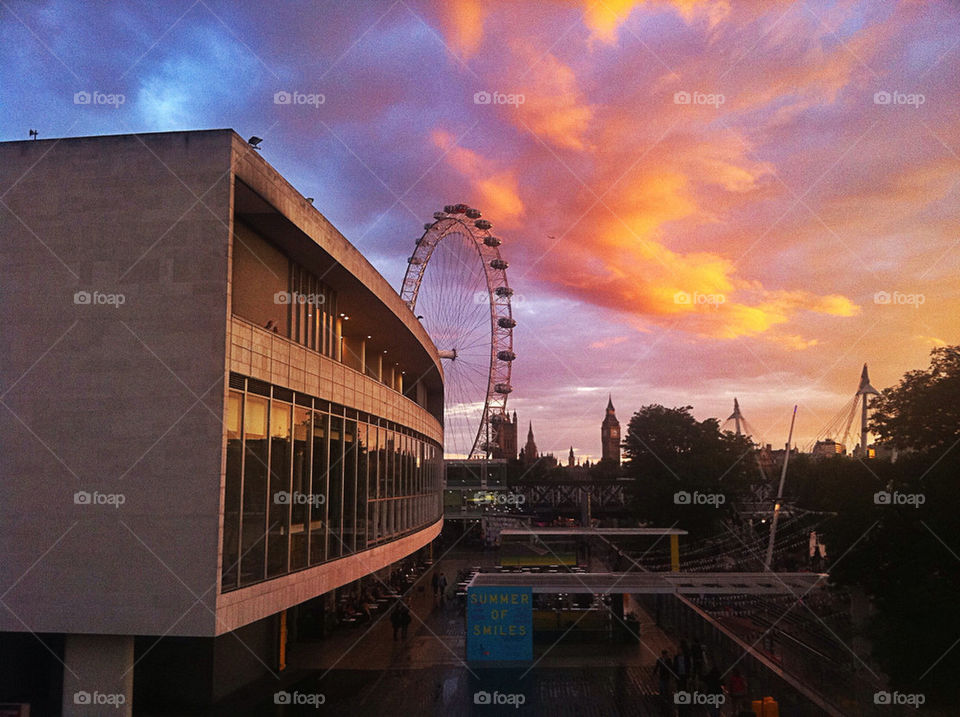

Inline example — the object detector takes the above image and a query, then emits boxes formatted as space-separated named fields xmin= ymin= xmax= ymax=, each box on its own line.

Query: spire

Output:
xmin=607 ymin=394 xmax=615 ymax=411
xmin=527 ymin=421 xmax=534 ymax=441
xmin=512 ymin=410 xmax=517 ymax=424
xmin=727 ymin=397 xmax=743 ymax=421
xmin=727 ymin=397 xmax=743 ymax=436
xmin=857 ymin=363 xmax=880 ymax=396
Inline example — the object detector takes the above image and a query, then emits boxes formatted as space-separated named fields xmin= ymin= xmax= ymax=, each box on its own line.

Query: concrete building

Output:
xmin=0 ymin=130 xmax=444 ymax=715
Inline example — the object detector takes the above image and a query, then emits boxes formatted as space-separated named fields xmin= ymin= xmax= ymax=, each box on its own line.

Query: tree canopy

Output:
xmin=870 ymin=345 xmax=960 ymax=452
xmin=622 ymin=404 xmax=756 ymax=538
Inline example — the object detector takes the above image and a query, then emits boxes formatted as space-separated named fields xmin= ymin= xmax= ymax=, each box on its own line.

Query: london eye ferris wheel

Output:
xmin=399 ymin=204 xmax=515 ymax=458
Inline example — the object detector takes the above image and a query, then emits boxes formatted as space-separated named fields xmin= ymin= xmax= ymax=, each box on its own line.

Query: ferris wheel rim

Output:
xmin=399 ymin=205 xmax=515 ymax=458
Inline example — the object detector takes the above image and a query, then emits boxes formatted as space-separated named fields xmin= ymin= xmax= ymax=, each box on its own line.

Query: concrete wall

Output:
xmin=0 ymin=131 xmax=233 ymax=637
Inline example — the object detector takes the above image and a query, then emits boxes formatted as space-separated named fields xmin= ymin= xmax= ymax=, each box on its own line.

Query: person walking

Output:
xmin=728 ymin=667 xmax=748 ymax=713
xmin=399 ymin=598 xmax=412 ymax=639
xmin=703 ymin=666 xmax=723 ymax=717
xmin=390 ymin=598 xmax=411 ymax=641
xmin=654 ymin=648 xmax=673 ymax=714
xmin=438 ymin=572 xmax=448 ymax=605
xmin=431 ymin=570 xmax=440 ymax=603
xmin=674 ymin=644 xmax=689 ymax=692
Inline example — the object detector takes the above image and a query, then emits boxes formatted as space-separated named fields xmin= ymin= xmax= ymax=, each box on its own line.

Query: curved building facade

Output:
xmin=0 ymin=130 xmax=444 ymax=713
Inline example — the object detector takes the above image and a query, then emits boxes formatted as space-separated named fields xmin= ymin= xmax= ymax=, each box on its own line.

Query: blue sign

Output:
xmin=466 ymin=586 xmax=532 ymax=661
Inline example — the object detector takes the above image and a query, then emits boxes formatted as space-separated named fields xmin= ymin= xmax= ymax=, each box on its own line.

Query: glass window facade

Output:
xmin=232 ymin=220 xmax=338 ymax=358
xmin=221 ymin=375 xmax=443 ymax=592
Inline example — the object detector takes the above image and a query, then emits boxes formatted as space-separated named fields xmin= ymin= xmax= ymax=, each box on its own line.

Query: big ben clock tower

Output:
xmin=601 ymin=395 xmax=620 ymax=465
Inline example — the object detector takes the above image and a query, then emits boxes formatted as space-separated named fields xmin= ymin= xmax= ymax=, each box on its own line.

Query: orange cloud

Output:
xmin=433 ymin=0 xmax=487 ymax=59
xmin=507 ymin=44 xmax=594 ymax=151
xmin=432 ymin=129 xmax=525 ymax=224
xmin=583 ymin=0 xmax=731 ymax=43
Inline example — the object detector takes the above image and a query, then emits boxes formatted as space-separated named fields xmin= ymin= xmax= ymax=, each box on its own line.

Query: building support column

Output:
xmin=62 ymin=634 xmax=134 ymax=717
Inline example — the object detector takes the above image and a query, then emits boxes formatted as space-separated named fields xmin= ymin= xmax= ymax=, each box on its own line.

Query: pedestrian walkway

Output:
xmin=194 ymin=553 xmax=729 ymax=716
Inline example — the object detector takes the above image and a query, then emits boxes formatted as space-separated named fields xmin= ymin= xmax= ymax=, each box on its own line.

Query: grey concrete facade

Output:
xmin=0 ymin=131 xmax=443 ymax=645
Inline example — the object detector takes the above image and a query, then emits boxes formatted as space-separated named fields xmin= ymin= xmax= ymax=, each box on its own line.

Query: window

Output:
xmin=328 ymin=415 xmax=343 ymax=559
xmin=222 ymin=391 xmax=243 ymax=590
xmin=310 ymin=411 xmax=328 ymax=565
xmin=221 ymin=377 xmax=443 ymax=590
xmin=342 ymin=418 xmax=357 ymax=555
xmin=267 ymin=400 xmax=292 ymax=578
xmin=240 ymin=395 xmax=269 ymax=586
xmin=290 ymin=406 xmax=311 ymax=571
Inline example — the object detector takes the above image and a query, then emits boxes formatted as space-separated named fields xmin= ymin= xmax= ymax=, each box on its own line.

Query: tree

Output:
xmin=870 ymin=345 xmax=960 ymax=452
xmin=622 ymin=405 xmax=756 ymax=538
xmin=792 ymin=347 xmax=960 ymax=708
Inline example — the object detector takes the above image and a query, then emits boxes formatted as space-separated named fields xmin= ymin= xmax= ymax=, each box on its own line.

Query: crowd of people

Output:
xmin=653 ymin=637 xmax=749 ymax=716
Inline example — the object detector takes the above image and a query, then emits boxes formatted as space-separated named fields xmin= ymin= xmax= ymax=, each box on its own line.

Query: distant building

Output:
xmin=812 ymin=439 xmax=847 ymax=458
xmin=601 ymin=395 xmax=621 ymax=465
xmin=492 ymin=410 xmax=518 ymax=460
xmin=757 ymin=443 xmax=799 ymax=476
xmin=521 ymin=421 xmax=539 ymax=466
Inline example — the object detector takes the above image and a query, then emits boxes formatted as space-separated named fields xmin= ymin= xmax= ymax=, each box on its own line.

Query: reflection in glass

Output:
xmin=342 ymin=419 xmax=357 ymax=555
xmin=310 ymin=411 xmax=328 ymax=565
xmin=240 ymin=395 xmax=269 ymax=585
xmin=290 ymin=407 xmax=311 ymax=571
xmin=328 ymin=416 xmax=343 ymax=559
xmin=268 ymin=401 xmax=292 ymax=578
xmin=222 ymin=391 xmax=243 ymax=590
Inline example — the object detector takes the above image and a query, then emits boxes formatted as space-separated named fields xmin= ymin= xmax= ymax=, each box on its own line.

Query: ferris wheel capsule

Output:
xmin=497 ymin=317 xmax=516 ymax=329
xmin=497 ymin=350 xmax=516 ymax=361
xmin=475 ymin=219 xmax=492 ymax=230
xmin=495 ymin=287 xmax=513 ymax=297
xmin=452 ymin=203 xmax=469 ymax=213
xmin=484 ymin=236 xmax=502 ymax=247
xmin=408 ymin=256 xmax=423 ymax=265
xmin=443 ymin=205 xmax=456 ymax=213
xmin=433 ymin=211 xmax=446 ymax=219
xmin=465 ymin=208 xmax=482 ymax=219
xmin=490 ymin=258 xmax=508 ymax=270
xmin=494 ymin=383 xmax=513 ymax=394
xmin=424 ymin=223 xmax=434 ymax=230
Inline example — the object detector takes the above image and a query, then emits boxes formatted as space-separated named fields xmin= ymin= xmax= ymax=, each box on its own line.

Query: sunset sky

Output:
xmin=3 ymin=0 xmax=958 ymax=460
